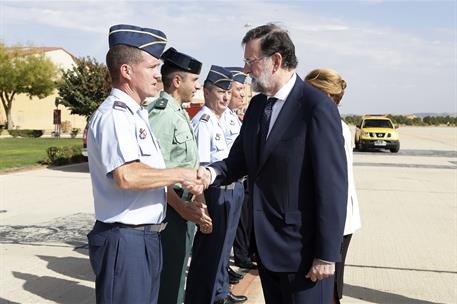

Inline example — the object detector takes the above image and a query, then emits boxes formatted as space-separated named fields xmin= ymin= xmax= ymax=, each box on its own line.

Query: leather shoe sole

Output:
xmin=228 ymin=292 xmax=248 ymax=303
xmin=228 ymin=267 xmax=244 ymax=279
xmin=229 ymin=276 xmax=240 ymax=284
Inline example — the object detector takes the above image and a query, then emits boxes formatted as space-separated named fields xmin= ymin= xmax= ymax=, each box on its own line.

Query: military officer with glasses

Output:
xmin=147 ymin=47 xmax=212 ymax=304
xmin=86 ymin=24 xmax=204 ymax=304
xmin=185 ymin=66 xmax=247 ymax=304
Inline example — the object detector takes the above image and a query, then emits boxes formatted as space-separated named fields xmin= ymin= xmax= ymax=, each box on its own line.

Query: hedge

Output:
xmin=46 ymin=145 xmax=86 ymax=166
xmin=7 ymin=129 xmax=44 ymax=138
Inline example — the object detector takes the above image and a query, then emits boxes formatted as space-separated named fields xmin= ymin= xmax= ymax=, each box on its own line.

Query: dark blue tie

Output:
xmin=259 ymin=97 xmax=277 ymax=150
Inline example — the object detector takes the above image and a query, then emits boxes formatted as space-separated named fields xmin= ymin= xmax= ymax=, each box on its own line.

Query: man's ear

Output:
xmin=172 ymin=74 xmax=182 ymax=88
xmin=203 ymin=87 xmax=209 ymax=99
xmin=119 ymin=64 xmax=132 ymax=80
xmin=271 ymin=52 xmax=282 ymax=73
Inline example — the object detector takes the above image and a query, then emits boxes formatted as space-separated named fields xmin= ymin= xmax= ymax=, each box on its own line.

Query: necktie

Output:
xmin=259 ymin=97 xmax=277 ymax=150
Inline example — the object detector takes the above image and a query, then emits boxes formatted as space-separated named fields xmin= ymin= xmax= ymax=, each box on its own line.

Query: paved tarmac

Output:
xmin=0 ymin=126 xmax=456 ymax=303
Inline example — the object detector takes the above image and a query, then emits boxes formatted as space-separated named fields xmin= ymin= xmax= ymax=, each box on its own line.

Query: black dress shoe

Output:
xmin=228 ymin=292 xmax=248 ymax=303
xmin=234 ymin=260 xmax=257 ymax=269
xmin=228 ymin=266 xmax=244 ymax=279
xmin=229 ymin=275 xmax=240 ymax=285
xmin=213 ymin=298 xmax=227 ymax=304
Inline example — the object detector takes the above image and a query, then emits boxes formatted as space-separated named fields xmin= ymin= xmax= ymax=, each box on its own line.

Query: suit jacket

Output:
xmin=212 ymin=75 xmax=348 ymax=273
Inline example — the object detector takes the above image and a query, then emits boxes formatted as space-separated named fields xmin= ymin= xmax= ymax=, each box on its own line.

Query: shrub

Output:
xmin=70 ymin=127 xmax=81 ymax=138
xmin=7 ymin=129 xmax=44 ymax=138
xmin=46 ymin=145 xmax=84 ymax=166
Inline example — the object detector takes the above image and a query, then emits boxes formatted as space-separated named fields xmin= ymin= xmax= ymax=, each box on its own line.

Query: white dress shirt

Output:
xmin=266 ymin=73 xmax=297 ymax=137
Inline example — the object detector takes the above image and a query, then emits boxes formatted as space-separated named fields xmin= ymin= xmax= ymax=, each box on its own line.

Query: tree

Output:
xmin=56 ymin=56 xmax=110 ymax=119
xmin=0 ymin=43 xmax=58 ymax=129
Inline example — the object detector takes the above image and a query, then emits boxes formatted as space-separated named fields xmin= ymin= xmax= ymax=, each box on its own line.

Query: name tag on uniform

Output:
xmin=139 ymin=128 xmax=148 ymax=139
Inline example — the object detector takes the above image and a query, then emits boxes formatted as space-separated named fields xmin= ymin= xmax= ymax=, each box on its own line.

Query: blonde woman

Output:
xmin=305 ymin=68 xmax=362 ymax=304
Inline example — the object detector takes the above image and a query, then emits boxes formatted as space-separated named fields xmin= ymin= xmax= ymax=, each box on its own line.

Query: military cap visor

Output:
xmin=206 ymin=65 xmax=233 ymax=90
xmin=161 ymin=47 xmax=202 ymax=75
xmin=225 ymin=67 xmax=248 ymax=84
xmin=109 ymin=24 xmax=167 ymax=58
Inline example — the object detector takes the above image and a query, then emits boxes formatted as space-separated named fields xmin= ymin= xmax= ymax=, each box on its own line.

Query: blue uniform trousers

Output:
xmin=214 ymin=181 xmax=245 ymax=301
xmin=233 ymin=179 xmax=253 ymax=265
xmin=158 ymin=206 xmax=195 ymax=304
xmin=87 ymin=221 xmax=163 ymax=304
xmin=184 ymin=182 xmax=244 ymax=304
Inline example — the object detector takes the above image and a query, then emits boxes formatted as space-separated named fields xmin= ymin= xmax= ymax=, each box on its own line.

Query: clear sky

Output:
xmin=1 ymin=0 xmax=456 ymax=115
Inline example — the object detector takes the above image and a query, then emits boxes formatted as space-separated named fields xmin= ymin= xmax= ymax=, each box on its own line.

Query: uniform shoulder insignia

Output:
xmin=153 ymin=97 xmax=168 ymax=110
xmin=200 ymin=114 xmax=210 ymax=122
xmin=113 ymin=100 xmax=133 ymax=114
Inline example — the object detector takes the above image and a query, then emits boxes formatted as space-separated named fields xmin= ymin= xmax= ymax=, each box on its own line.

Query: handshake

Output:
xmin=180 ymin=166 xmax=212 ymax=196
xmin=174 ymin=166 xmax=212 ymax=234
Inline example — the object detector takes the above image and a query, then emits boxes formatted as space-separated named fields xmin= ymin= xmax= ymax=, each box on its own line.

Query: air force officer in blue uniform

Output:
xmin=185 ymin=66 xmax=247 ymax=304
xmin=86 ymin=24 xmax=203 ymax=304
xmin=203 ymin=24 xmax=348 ymax=303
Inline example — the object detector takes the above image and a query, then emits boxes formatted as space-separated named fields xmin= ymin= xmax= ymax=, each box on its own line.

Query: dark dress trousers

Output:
xmin=211 ymin=76 xmax=348 ymax=303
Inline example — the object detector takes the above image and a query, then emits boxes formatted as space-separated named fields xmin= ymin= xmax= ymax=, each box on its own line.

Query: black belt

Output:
xmin=174 ymin=187 xmax=194 ymax=201
xmin=109 ymin=221 xmax=167 ymax=232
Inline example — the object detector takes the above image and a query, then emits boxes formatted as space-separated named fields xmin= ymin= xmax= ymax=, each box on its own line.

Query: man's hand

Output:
xmin=305 ymin=258 xmax=335 ymax=282
xmin=176 ymin=200 xmax=212 ymax=231
xmin=180 ymin=168 xmax=204 ymax=195
xmin=197 ymin=166 xmax=211 ymax=189
xmin=194 ymin=200 xmax=213 ymax=234
xmin=167 ymin=187 xmax=212 ymax=233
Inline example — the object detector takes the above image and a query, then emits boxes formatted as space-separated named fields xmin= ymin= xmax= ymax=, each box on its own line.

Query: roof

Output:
xmin=8 ymin=46 xmax=76 ymax=61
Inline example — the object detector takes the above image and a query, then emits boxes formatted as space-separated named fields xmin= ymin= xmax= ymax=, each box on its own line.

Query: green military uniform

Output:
xmin=148 ymin=90 xmax=199 ymax=304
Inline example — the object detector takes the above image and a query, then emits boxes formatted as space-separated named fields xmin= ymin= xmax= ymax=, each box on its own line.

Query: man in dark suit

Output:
xmin=201 ymin=23 xmax=348 ymax=303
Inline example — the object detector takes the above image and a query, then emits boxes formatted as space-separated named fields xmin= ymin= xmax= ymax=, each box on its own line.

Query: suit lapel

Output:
xmin=257 ymin=78 xmax=304 ymax=172
xmin=244 ymin=95 xmax=265 ymax=172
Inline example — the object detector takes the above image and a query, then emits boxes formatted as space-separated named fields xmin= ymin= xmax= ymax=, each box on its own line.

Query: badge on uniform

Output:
xmin=215 ymin=133 xmax=221 ymax=140
xmin=139 ymin=128 xmax=148 ymax=139
xmin=230 ymin=119 xmax=235 ymax=126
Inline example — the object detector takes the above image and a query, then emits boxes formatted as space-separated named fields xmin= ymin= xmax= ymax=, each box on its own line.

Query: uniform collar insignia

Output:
xmin=139 ymin=128 xmax=148 ymax=139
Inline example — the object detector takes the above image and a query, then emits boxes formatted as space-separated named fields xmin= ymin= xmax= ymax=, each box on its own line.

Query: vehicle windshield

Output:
xmin=363 ymin=119 xmax=393 ymax=128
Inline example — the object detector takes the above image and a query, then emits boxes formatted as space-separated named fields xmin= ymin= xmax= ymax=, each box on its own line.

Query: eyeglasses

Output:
xmin=243 ymin=56 xmax=266 ymax=66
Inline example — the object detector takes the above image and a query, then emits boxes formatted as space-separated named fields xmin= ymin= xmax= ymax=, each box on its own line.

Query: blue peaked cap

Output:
xmin=224 ymin=67 xmax=247 ymax=84
xmin=109 ymin=24 xmax=167 ymax=59
xmin=205 ymin=65 xmax=233 ymax=90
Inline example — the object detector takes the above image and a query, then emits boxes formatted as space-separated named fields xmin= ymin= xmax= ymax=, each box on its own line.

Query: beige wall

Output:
xmin=0 ymin=48 xmax=88 ymax=132
xmin=0 ymin=91 xmax=87 ymax=132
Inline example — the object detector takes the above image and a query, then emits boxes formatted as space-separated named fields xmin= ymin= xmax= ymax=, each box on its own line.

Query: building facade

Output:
xmin=0 ymin=47 xmax=87 ymax=133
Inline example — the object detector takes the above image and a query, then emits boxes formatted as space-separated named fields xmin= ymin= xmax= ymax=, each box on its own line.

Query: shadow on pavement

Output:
xmin=37 ymin=255 xmax=93 ymax=282
xmin=48 ymin=162 xmax=89 ymax=173
xmin=12 ymin=272 xmax=94 ymax=304
xmin=0 ymin=213 xmax=93 ymax=247
xmin=344 ymin=284 xmax=444 ymax=304
xmin=0 ymin=297 xmax=21 ymax=304
xmin=347 ymin=263 xmax=457 ymax=275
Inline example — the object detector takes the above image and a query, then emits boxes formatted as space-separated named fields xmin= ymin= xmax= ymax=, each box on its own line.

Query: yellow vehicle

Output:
xmin=355 ymin=115 xmax=400 ymax=153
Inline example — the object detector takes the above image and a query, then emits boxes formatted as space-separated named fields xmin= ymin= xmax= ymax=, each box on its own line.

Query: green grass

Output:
xmin=0 ymin=138 xmax=83 ymax=171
